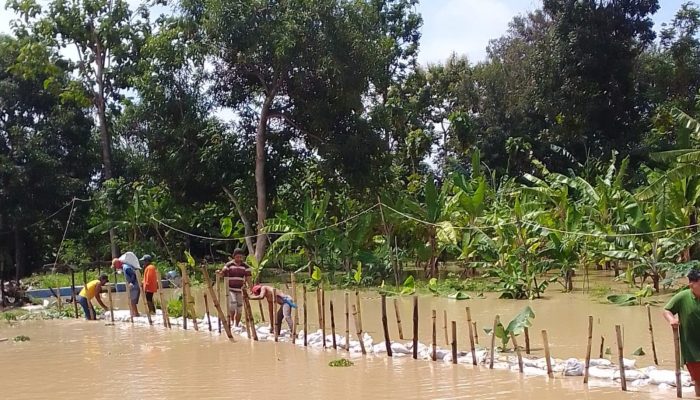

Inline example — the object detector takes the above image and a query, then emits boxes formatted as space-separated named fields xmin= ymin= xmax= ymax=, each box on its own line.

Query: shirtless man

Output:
xmin=249 ymin=284 xmax=296 ymax=335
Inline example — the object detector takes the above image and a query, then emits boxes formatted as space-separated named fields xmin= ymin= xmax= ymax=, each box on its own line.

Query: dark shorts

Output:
xmin=146 ymin=292 xmax=154 ymax=303
xmin=687 ymin=362 xmax=700 ymax=381
xmin=129 ymin=284 xmax=140 ymax=304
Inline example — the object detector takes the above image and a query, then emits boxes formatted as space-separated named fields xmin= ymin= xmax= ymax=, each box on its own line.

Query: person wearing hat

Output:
xmin=249 ymin=284 xmax=296 ymax=335
xmin=140 ymin=254 xmax=158 ymax=314
xmin=112 ymin=257 xmax=141 ymax=317
xmin=76 ymin=274 xmax=110 ymax=320
xmin=216 ymin=249 xmax=252 ymax=327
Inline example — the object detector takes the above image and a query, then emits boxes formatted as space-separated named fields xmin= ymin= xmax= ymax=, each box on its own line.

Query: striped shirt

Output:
xmin=222 ymin=261 xmax=251 ymax=292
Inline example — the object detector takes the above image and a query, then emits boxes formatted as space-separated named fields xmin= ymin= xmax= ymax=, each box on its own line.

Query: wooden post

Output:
xmin=316 ymin=287 xmax=322 ymax=333
xmin=291 ymin=273 xmax=298 ymax=339
xmin=352 ymin=305 xmax=366 ymax=355
xmin=181 ymin=267 xmax=188 ymax=330
xmin=321 ymin=288 xmax=326 ymax=348
xmin=381 ymin=294 xmax=392 ymax=357
xmin=215 ymin=275 xmax=221 ymax=333
xmin=56 ymin=286 xmax=62 ymax=312
xmin=599 ymin=336 xmax=605 ymax=359
xmin=443 ymin=310 xmax=449 ymax=346
xmin=204 ymin=293 xmax=212 ymax=332
xmin=473 ymin=322 xmax=479 ymax=344
xmin=330 ymin=300 xmax=337 ymax=350
xmin=542 ymin=330 xmax=554 ymax=379
xmin=466 ymin=307 xmax=477 ymax=365
xmin=107 ymin=283 xmax=115 ymax=323
xmin=355 ymin=291 xmax=363 ymax=332
xmin=490 ymin=315 xmax=498 ymax=369
xmin=200 ymin=266 xmax=233 ymax=339
xmin=225 ymin=277 xmax=231 ymax=332
xmin=615 ymin=325 xmax=627 ymax=391
xmin=673 ymin=325 xmax=683 ymax=398
xmin=584 ymin=316 xmax=593 ymax=384
xmin=242 ymin=290 xmax=258 ymax=341
xmin=451 ymin=321 xmax=457 ymax=365
xmin=647 ymin=305 xmax=659 ymax=365
xmin=524 ymin=327 xmax=530 ymax=354
xmin=432 ymin=310 xmax=437 ymax=362
xmin=511 ymin=332 xmax=523 ymax=373
xmin=393 ymin=299 xmax=404 ymax=340
xmin=71 ymin=271 xmax=78 ymax=319
xmin=134 ymin=270 xmax=153 ymax=325
xmin=155 ymin=270 xmax=170 ymax=328
xmin=272 ymin=288 xmax=278 ymax=342
xmin=258 ymin=301 xmax=265 ymax=322
xmin=344 ymin=292 xmax=350 ymax=351
xmin=303 ymin=286 xmax=308 ymax=347
xmin=412 ymin=296 xmax=418 ymax=360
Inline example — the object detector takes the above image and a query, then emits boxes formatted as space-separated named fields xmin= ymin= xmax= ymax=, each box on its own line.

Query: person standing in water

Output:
xmin=75 ymin=274 xmax=110 ymax=320
xmin=249 ymin=284 xmax=296 ymax=335
xmin=141 ymin=254 xmax=158 ymax=314
xmin=217 ymin=249 xmax=252 ymax=327
xmin=112 ymin=258 xmax=141 ymax=317
xmin=664 ymin=268 xmax=700 ymax=397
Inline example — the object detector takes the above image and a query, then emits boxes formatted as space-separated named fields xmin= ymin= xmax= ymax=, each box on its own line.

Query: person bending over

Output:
xmin=249 ymin=284 xmax=296 ymax=335
xmin=76 ymin=274 xmax=110 ymax=320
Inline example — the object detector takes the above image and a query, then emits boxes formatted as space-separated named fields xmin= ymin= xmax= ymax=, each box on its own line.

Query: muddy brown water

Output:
xmin=0 ymin=272 xmax=690 ymax=399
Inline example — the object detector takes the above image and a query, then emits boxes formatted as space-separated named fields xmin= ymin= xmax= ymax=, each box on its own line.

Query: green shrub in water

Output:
xmin=13 ymin=335 xmax=30 ymax=342
xmin=328 ymin=358 xmax=354 ymax=367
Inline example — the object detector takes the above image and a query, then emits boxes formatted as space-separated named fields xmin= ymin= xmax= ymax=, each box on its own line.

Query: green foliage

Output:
xmin=328 ymin=358 xmax=354 ymax=367
xmin=492 ymin=306 xmax=536 ymax=349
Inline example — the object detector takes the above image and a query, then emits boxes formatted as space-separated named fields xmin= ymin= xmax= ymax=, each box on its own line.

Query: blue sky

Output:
xmin=0 ymin=0 xmax=691 ymax=65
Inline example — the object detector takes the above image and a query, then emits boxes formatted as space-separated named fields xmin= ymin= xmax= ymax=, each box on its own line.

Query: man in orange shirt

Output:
xmin=140 ymin=254 xmax=158 ymax=314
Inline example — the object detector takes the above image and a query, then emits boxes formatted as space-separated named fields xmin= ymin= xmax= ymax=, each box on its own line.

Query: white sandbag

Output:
xmin=589 ymin=358 xmax=612 ymax=367
xmin=523 ymin=366 xmax=548 ymax=376
xmin=587 ymin=366 xmax=615 ymax=380
xmin=622 ymin=358 xmax=636 ymax=370
xmin=613 ymin=369 xmax=647 ymax=381
xmin=564 ymin=358 xmax=584 ymax=376
xmin=391 ymin=342 xmax=411 ymax=354
xmin=630 ymin=379 xmax=650 ymax=387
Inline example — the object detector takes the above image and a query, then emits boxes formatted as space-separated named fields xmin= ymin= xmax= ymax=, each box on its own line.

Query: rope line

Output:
xmin=51 ymin=199 xmax=77 ymax=270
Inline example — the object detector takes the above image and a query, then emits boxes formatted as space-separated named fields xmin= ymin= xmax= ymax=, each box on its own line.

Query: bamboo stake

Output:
xmin=188 ymin=281 xmax=198 ymax=331
xmin=316 ymin=287 xmax=322 ymax=333
xmin=107 ymin=283 xmax=115 ymax=323
xmin=615 ymin=325 xmax=627 ymax=391
xmin=647 ymin=305 xmax=659 ymax=365
xmin=490 ymin=316 xmax=498 ymax=369
xmin=381 ymin=294 xmax=392 ymax=357
xmin=412 ymin=296 xmax=418 ymax=360
xmin=200 ymin=266 xmax=233 ymax=339
xmin=355 ymin=291 xmax=363 ymax=332
xmin=291 ymin=273 xmax=298 ymax=339
xmin=330 ymin=300 xmax=337 ymax=350
xmin=352 ymin=305 xmax=366 ymax=355
xmin=443 ymin=310 xmax=449 ymax=346
xmin=473 ymin=322 xmax=479 ymax=344
xmin=243 ymin=290 xmax=258 ymax=340
xmin=204 ymin=293 xmax=212 ymax=332
xmin=215 ymin=275 xmax=221 ymax=333
xmin=511 ymin=332 xmax=523 ymax=373
xmin=393 ymin=300 xmax=404 ymax=342
xmin=599 ymin=336 xmax=605 ymax=359
xmin=134 ymin=270 xmax=153 ymax=325
xmin=303 ymin=286 xmax=308 ymax=347
xmin=673 ymin=325 xmax=682 ymax=398
xmin=225 ymin=277 xmax=231 ymax=331
xmin=57 ymin=286 xmax=62 ymax=312
xmin=272 ymin=288 xmax=278 ymax=342
xmin=466 ymin=307 xmax=477 ymax=365
xmin=155 ymin=270 xmax=170 ymax=328
xmin=451 ymin=321 xmax=457 ymax=365
xmin=321 ymin=288 xmax=326 ymax=348
xmin=71 ymin=271 xmax=78 ymax=319
xmin=584 ymin=316 xmax=593 ymax=384
xmin=344 ymin=292 xmax=350 ymax=351
xmin=524 ymin=327 xmax=530 ymax=354
xmin=432 ymin=310 xmax=437 ymax=361
xmin=543 ymin=330 xmax=553 ymax=379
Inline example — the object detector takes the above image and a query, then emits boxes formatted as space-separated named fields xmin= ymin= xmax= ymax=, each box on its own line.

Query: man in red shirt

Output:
xmin=217 ymin=249 xmax=252 ymax=327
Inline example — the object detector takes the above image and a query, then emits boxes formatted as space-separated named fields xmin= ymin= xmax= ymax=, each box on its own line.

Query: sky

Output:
xmin=0 ymin=0 xmax=691 ymax=65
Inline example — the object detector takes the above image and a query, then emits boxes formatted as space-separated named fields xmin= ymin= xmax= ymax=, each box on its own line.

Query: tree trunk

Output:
xmin=14 ymin=228 xmax=24 ymax=281
xmin=254 ymin=94 xmax=275 ymax=263
xmin=222 ymin=186 xmax=255 ymax=255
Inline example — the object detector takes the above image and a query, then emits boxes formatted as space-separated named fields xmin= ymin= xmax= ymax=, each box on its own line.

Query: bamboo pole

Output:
xmin=543 ymin=330 xmax=554 ymax=379
xmin=215 ymin=275 xmax=221 ymax=333
xmin=204 ymin=293 xmax=212 ymax=332
xmin=321 ymin=288 xmax=326 ymax=348
xmin=107 ymin=283 xmax=115 ymax=323
xmin=242 ymin=290 xmax=258 ymax=341
xmin=511 ymin=332 xmax=523 ymax=373
xmin=291 ymin=273 xmax=298 ymax=339
xmin=225 ymin=277 xmax=231 ymax=332
xmin=316 ymin=287 xmax=322 ymax=333
xmin=303 ymin=286 xmax=308 ymax=347
xmin=71 ymin=271 xmax=78 ymax=319
xmin=673 ymin=325 xmax=683 ymax=398
xmin=330 ymin=300 xmax=337 ymax=350
xmin=352 ymin=305 xmax=366 ymax=355
xmin=443 ymin=310 xmax=449 ymax=346
xmin=451 ymin=321 xmax=457 ymax=365
xmin=584 ymin=316 xmax=593 ymax=384
xmin=272 ymin=288 xmax=278 ymax=342
xmin=466 ymin=307 xmax=477 ymax=365
xmin=524 ymin=327 xmax=530 ymax=354
xmin=381 ymin=294 xmax=392 ymax=357
xmin=490 ymin=315 xmax=498 ymax=369
xmin=134 ymin=270 xmax=153 ymax=325
xmin=155 ymin=270 xmax=170 ymax=328
xmin=432 ymin=310 xmax=437 ymax=362
xmin=615 ymin=325 xmax=627 ymax=391
xmin=647 ymin=305 xmax=659 ymax=365
xmin=200 ymin=266 xmax=233 ymax=339
xmin=355 ymin=291 xmax=363 ymax=332
xmin=393 ymin=299 xmax=404 ymax=340
xmin=412 ymin=296 xmax=418 ymax=360
xmin=188 ymin=278 xmax=198 ymax=331
xmin=599 ymin=336 xmax=605 ymax=359
xmin=344 ymin=292 xmax=350 ymax=351
xmin=473 ymin=322 xmax=479 ymax=344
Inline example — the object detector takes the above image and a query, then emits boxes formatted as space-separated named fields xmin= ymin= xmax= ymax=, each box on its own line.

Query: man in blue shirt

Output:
xmin=112 ymin=258 xmax=141 ymax=317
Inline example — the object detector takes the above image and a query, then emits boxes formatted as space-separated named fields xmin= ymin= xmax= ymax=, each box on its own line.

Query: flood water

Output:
xmin=0 ymin=272 xmax=693 ymax=399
